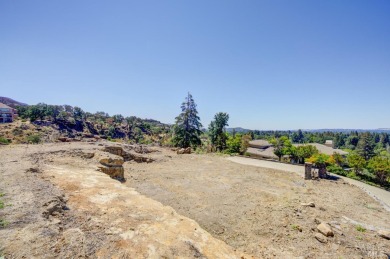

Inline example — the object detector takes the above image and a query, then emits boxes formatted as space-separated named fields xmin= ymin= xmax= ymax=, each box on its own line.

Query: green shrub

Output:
xmin=0 ymin=219 xmax=9 ymax=228
xmin=26 ymin=134 xmax=41 ymax=144
xmin=0 ymin=137 xmax=10 ymax=145
xmin=356 ymin=225 xmax=366 ymax=232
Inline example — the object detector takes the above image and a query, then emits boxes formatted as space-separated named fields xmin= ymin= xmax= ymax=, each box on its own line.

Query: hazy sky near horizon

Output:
xmin=1 ymin=1 xmax=389 ymax=130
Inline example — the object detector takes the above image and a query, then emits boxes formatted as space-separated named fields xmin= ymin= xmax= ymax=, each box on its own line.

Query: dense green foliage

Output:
xmin=0 ymin=137 xmax=10 ymax=145
xmin=208 ymin=112 xmax=229 ymax=151
xmin=249 ymin=130 xmax=390 ymax=151
xmin=269 ymin=136 xmax=293 ymax=161
xmin=266 ymin=132 xmax=390 ymax=188
xmin=291 ymin=145 xmax=319 ymax=164
xmin=172 ymin=93 xmax=203 ymax=148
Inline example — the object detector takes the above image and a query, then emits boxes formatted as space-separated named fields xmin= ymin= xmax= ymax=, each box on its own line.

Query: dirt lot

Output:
xmin=0 ymin=142 xmax=389 ymax=258
xmin=125 ymin=149 xmax=390 ymax=258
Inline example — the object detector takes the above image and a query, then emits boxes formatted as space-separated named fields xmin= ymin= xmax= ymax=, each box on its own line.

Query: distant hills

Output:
xmin=227 ymin=127 xmax=390 ymax=133
xmin=0 ymin=96 xmax=28 ymax=108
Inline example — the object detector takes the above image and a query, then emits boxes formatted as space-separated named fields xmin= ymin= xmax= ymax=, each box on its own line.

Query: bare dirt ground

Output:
xmin=0 ymin=142 xmax=389 ymax=258
xmin=125 ymin=150 xmax=390 ymax=258
xmin=228 ymin=157 xmax=390 ymax=212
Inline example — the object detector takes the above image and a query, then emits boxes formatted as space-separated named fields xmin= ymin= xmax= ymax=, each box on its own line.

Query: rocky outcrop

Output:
xmin=103 ymin=145 xmax=154 ymax=163
xmin=98 ymin=155 xmax=125 ymax=181
xmin=98 ymin=145 xmax=154 ymax=181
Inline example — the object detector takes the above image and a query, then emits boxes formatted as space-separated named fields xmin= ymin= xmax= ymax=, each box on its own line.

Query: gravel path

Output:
xmin=227 ymin=156 xmax=390 ymax=212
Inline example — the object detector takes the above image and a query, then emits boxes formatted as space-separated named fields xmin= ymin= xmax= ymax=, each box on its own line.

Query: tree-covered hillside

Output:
xmin=15 ymin=103 xmax=171 ymax=144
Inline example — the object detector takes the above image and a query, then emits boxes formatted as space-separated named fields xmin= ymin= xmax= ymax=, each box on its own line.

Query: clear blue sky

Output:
xmin=1 ymin=1 xmax=389 ymax=130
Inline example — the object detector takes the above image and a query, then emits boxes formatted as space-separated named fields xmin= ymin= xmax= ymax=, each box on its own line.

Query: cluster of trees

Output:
xmin=16 ymin=103 xmax=171 ymax=143
xmin=268 ymin=132 xmax=390 ymax=187
xmin=251 ymin=129 xmax=390 ymax=152
xmin=171 ymin=93 xmax=251 ymax=154
xmin=269 ymin=136 xmax=319 ymax=163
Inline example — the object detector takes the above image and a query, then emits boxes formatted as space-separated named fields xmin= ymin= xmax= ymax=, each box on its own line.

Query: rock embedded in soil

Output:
xmin=301 ymin=202 xmax=315 ymax=207
xmin=177 ymin=147 xmax=191 ymax=154
xmin=378 ymin=230 xmax=390 ymax=240
xmin=315 ymin=233 xmax=328 ymax=243
xmin=317 ymin=223 xmax=334 ymax=237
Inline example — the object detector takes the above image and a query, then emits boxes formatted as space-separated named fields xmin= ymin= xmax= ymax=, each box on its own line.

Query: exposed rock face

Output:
xmin=99 ymin=166 xmax=124 ymax=180
xmin=99 ymin=157 xmax=124 ymax=167
xmin=103 ymin=146 xmax=125 ymax=156
xmin=317 ymin=223 xmax=334 ymax=237
xmin=103 ymin=145 xmax=154 ymax=163
xmin=177 ymin=147 xmax=191 ymax=154
xmin=98 ymin=145 xmax=155 ymax=181
xmin=99 ymin=155 xmax=125 ymax=181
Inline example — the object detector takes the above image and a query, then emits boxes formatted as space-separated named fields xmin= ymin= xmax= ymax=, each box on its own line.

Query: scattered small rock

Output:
xmin=177 ymin=147 xmax=191 ymax=154
xmin=81 ymin=152 xmax=95 ymax=159
xmin=315 ymin=233 xmax=327 ymax=243
xmin=317 ymin=223 xmax=334 ymax=237
xmin=43 ymin=200 xmax=64 ymax=218
xmin=378 ymin=230 xmax=390 ymax=240
xmin=301 ymin=202 xmax=315 ymax=207
xmin=26 ymin=167 xmax=41 ymax=173
xmin=333 ymin=228 xmax=344 ymax=236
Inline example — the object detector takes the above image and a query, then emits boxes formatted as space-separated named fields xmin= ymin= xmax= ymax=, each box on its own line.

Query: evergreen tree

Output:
xmin=172 ymin=93 xmax=203 ymax=148
xmin=208 ymin=112 xmax=229 ymax=151
xmin=291 ymin=129 xmax=304 ymax=143
xmin=356 ymin=132 xmax=376 ymax=160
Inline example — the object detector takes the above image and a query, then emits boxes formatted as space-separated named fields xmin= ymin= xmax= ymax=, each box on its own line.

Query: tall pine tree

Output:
xmin=172 ymin=93 xmax=203 ymax=148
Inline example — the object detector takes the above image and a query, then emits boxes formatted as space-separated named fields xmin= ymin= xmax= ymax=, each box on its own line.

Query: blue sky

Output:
xmin=1 ymin=1 xmax=389 ymax=130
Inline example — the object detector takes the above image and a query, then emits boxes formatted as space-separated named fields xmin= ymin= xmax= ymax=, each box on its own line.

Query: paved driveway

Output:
xmin=227 ymin=156 xmax=390 ymax=212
